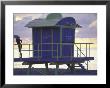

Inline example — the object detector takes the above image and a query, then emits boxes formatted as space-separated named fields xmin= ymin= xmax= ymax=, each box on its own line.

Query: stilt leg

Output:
xmin=67 ymin=64 xmax=71 ymax=70
xmin=71 ymin=63 xmax=75 ymax=71
xmin=27 ymin=64 xmax=32 ymax=75
xmin=55 ymin=63 xmax=59 ymax=75
xmin=45 ymin=63 xmax=48 ymax=74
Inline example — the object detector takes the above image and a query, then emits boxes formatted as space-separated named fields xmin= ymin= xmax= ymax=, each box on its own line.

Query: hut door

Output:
xmin=41 ymin=29 xmax=52 ymax=58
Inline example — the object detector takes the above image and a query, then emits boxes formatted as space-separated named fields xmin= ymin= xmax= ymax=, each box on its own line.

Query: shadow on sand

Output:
xmin=14 ymin=68 xmax=97 ymax=75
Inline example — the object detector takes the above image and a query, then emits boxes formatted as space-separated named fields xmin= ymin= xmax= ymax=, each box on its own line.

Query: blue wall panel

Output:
xmin=41 ymin=28 xmax=52 ymax=58
xmin=53 ymin=29 xmax=60 ymax=57
xmin=32 ymin=17 xmax=76 ymax=60
xmin=33 ymin=29 xmax=40 ymax=58
xmin=62 ymin=28 xmax=75 ymax=43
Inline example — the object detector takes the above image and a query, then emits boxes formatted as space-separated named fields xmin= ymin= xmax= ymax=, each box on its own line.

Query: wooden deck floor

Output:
xmin=14 ymin=57 xmax=94 ymax=63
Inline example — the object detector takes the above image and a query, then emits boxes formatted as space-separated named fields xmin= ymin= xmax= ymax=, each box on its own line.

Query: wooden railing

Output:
xmin=14 ymin=43 xmax=93 ymax=58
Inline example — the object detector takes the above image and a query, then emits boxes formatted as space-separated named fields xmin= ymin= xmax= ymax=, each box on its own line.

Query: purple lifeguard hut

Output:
xmin=14 ymin=13 xmax=94 ymax=75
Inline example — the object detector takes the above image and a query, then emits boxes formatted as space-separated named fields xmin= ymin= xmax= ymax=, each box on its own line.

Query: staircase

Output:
xmin=78 ymin=63 xmax=86 ymax=70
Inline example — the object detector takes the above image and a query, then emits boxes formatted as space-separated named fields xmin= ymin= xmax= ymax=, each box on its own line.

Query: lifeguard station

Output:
xmin=14 ymin=13 xmax=94 ymax=75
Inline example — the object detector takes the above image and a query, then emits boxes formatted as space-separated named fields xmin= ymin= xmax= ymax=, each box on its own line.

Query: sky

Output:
xmin=13 ymin=13 xmax=97 ymax=70
xmin=14 ymin=13 xmax=97 ymax=43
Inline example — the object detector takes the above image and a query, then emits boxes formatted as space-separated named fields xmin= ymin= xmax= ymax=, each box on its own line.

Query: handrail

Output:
xmin=14 ymin=43 xmax=93 ymax=45
xmin=14 ymin=43 xmax=93 ymax=59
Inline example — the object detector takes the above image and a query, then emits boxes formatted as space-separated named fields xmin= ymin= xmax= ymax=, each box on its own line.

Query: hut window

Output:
xmin=65 ymin=36 xmax=72 ymax=40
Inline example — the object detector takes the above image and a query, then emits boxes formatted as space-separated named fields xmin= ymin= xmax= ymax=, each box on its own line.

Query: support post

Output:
xmin=29 ymin=44 xmax=30 ymax=57
xmin=27 ymin=64 xmax=32 ymax=75
xmin=45 ymin=63 xmax=48 ymax=75
xmin=89 ymin=44 xmax=90 ymax=57
xmin=57 ymin=43 xmax=58 ymax=61
xmin=86 ymin=44 xmax=88 ymax=70
xmin=77 ymin=46 xmax=78 ymax=57
xmin=86 ymin=44 xmax=87 ymax=57
xmin=55 ymin=44 xmax=59 ymax=75
xmin=55 ymin=63 xmax=59 ymax=75
xmin=71 ymin=63 xmax=75 ymax=71
xmin=80 ymin=44 xmax=81 ymax=57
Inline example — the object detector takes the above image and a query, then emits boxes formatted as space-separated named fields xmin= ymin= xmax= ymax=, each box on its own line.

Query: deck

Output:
xmin=14 ymin=57 xmax=94 ymax=63
xmin=14 ymin=43 xmax=96 ymax=75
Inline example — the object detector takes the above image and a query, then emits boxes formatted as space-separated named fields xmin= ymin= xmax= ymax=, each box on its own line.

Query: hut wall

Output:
xmin=32 ymin=28 xmax=41 ymax=58
xmin=62 ymin=28 xmax=75 ymax=57
xmin=32 ymin=27 xmax=75 ymax=59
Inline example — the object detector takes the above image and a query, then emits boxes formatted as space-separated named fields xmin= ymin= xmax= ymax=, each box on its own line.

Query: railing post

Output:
xmin=86 ymin=44 xmax=87 ymax=57
xmin=29 ymin=44 xmax=30 ymax=58
xmin=89 ymin=44 xmax=90 ymax=57
xmin=80 ymin=44 xmax=81 ymax=57
xmin=77 ymin=45 xmax=78 ymax=57
xmin=86 ymin=44 xmax=88 ymax=70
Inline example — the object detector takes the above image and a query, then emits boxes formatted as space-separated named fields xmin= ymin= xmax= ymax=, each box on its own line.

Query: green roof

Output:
xmin=25 ymin=13 xmax=81 ymax=28
xmin=25 ymin=18 xmax=81 ymax=29
xmin=25 ymin=19 xmax=61 ymax=28
xmin=46 ymin=13 xmax=62 ymax=20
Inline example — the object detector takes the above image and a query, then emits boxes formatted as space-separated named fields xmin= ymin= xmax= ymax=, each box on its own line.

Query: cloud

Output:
xmin=63 ymin=13 xmax=97 ymax=25
xmin=89 ymin=20 xmax=97 ymax=29
xmin=14 ymin=16 xmax=32 ymax=40
xmin=63 ymin=13 xmax=97 ymax=38
xmin=15 ymin=16 xmax=23 ymax=21
xmin=75 ymin=27 xmax=97 ymax=38
xmin=75 ymin=20 xmax=97 ymax=38
xmin=14 ymin=13 xmax=47 ymax=21
xmin=75 ymin=16 xmax=97 ymax=38
xmin=22 ymin=38 xmax=32 ymax=44
xmin=75 ymin=29 xmax=80 ymax=33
